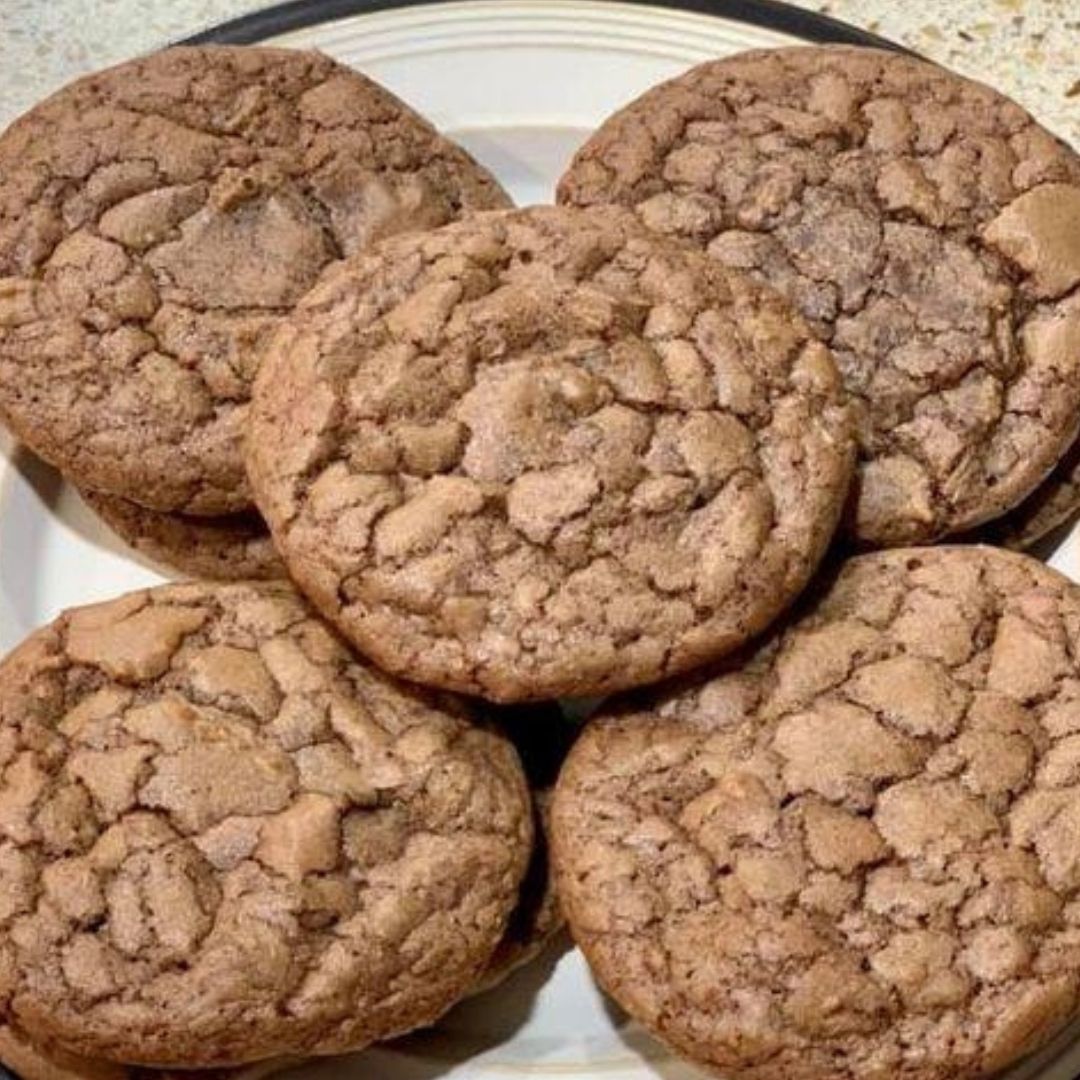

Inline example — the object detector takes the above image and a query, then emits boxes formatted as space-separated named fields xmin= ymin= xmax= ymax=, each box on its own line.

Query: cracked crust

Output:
xmin=246 ymin=205 xmax=856 ymax=702
xmin=0 ymin=705 xmax=563 ymax=1080
xmin=552 ymin=545 xmax=1080 ymax=1080
xmin=558 ymin=46 xmax=1080 ymax=547
xmin=0 ymin=582 xmax=532 ymax=1067
xmin=79 ymin=488 xmax=285 ymax=582
xmin=0 ymin=45 xmax=510 ymax=515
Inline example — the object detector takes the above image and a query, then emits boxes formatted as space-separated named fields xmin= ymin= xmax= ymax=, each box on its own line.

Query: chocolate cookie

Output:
xmin=246 ymin=205 xmax=855 ymax=702
xmin=0 ymin=46 xmax=509 ymax=515
xmin=79 ymin=489 xmax=285 ymax=581
xmin=553 ymin=545 xmax=1080 ymax=1080
xmin=0 ymin=1021 xmax=127 ymax=1080
xmin=558 ymin=46 xmax=1080 ymax=547
xmin=979 ymin=438 xmax=1080 ymax=551
xmin=0 ymin=1022 xmax=295 ymax=1080
xmin=0 ymin=582 xmax=532 ymax=1067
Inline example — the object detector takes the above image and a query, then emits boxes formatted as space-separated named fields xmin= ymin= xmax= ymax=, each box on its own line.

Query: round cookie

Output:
xmin=558 ymin=46 xmax=1080 ymax=547
xmin=246 ymin=205 xmax=855 ymax=702
xmin=79 ymin=488 xmax=285 ymax=581
xmin=553 ymin=545 xmax=1080 ymax=1080
xmin=0 ymin=582 xmax=532 ymax=1067
xmin=0 ymin=46 xmax=510 ymax=515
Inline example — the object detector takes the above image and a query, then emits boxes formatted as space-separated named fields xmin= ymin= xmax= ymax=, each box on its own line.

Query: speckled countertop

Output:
xmin=0 ymin=0 xmax=1076 ymax=143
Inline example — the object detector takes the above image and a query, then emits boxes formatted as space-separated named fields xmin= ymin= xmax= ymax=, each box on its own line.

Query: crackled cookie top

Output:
xmin=0 ymin=46 xmax=509 ymax=515
xmin=558 ymin=46 xmax=1080 ymax=547
xmin=247 ymin=206 xmax=855 ymax=702
xmin=81 ymin=489 xmax=285 ymax=582
xmin=0 ymin=582 xmax=531 ymax=1067
xmin=553 ymin=546 xmax=1080 ymax=1080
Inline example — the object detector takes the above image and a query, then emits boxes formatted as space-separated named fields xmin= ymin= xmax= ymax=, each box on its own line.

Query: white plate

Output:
xmin=1 ymin=3 xmax=1078 ymax=1078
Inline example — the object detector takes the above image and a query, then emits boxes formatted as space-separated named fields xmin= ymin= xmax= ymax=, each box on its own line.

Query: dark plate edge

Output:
xmin=179 ymin=0 xmax=909 ymax=52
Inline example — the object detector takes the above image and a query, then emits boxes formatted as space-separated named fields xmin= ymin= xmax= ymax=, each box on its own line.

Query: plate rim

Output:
xmin=179 ymin=0 xmax=909 ymax=53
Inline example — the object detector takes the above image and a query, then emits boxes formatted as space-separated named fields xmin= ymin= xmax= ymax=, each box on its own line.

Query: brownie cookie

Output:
xmin=979 ymin=438 xmax=1080 ymax=551
xmin=0 ymin=46 xmax=509 ymax=515
xmin=553 ymin=545 xmax=1080 ymax=1080
xmin=0 ymin=582 xmax=532 ymax=1067
xmin=0 ymin=715 xmax=563 ymax=1080
xmin=79 ymin=489 xmax=285 ymax=581
xmin=0 ymin=1022 xmax=296 ymax=1080
xmin=246 ymin=205 xmax=855 ymax=702
xmin=558 ymin=46 xmax=1080 ymax=547
xmin=0 ymin=1021 xmax=127 ymax=1080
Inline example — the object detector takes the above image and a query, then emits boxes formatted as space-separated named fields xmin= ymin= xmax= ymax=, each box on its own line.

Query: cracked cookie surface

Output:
xmin=552 ymin=545 xmax=1080 ymax=1080
xmin=80 ymin=488 xmax=285 ymax=582
xmin=0 ymin=45 xmax=510 ymax=515
xmin=558 ymin=46 xmax=1080 ymax=547
xmin=246 ymin=205 xmax=855 ymax=702
xmin=0 ymin=581 xmax=532 ymax=1067
xmin=0 ymin=706 xmax=564 ymax=1080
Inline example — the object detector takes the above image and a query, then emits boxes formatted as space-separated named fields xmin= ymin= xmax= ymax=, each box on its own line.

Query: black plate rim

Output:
xmin=180 ymin=0 xmax=909 ymax=52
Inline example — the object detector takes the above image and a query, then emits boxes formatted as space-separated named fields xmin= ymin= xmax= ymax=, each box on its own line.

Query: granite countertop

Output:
xmin=0 ymin=0 xmax=1076 ymax=143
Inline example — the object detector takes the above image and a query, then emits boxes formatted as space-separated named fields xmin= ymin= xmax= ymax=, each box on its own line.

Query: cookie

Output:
xmin=79 ymin=488 xmax=285 ymax=581
xmin=552 ymin=545 xmax=1080 ymax=1080
xmin=246 ymin=205 xmax=855 ymax=702
xmin=558 ymin=46 xmax=1080 ymax=547
xmin=0 ymin=1021 xmax=127 ymax=1080
xmin=0 ymin=1022 xmax=296 ymax=1080
xmin=979 ymin=438 xmax=1080 ymax=551
xmin=0 ymin=46 xmax=509 ymax=515
xmin=0 ymin=582 xmax=532 ymax=1067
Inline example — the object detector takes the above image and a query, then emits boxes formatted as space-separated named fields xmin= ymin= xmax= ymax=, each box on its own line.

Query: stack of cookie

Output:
xmin=0 ymin=38 xmax=1079 ymax=1080
xmin=0 ymin=45 xmax=511 ymax=579
xmin=0 ymin=44 xmax=566 ymax=1080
